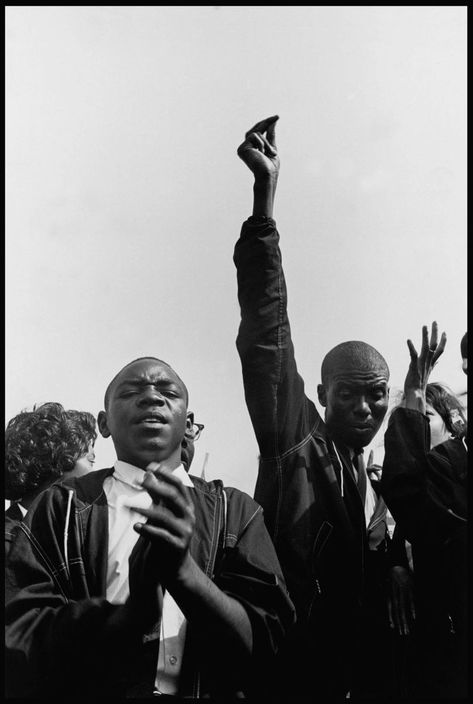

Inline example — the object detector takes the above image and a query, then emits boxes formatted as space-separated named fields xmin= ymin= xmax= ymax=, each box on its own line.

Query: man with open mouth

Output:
xmin=5 ymin=356 xmax=295 ymax=698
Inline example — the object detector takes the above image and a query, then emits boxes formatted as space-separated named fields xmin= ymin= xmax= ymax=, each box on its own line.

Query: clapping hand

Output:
xmin=132 ymin=465 xmax=196 ymax=585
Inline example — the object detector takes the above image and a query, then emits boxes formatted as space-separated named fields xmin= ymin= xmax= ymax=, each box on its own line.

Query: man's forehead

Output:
xmin=331 ymin=370 xmax=389 ymax=386
xmin=117 ymin=360 xmax=180 ymax=385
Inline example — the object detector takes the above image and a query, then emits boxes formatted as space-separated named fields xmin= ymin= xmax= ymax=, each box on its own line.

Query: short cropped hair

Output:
xmin=5 ymin=402 xmax=97 ymax=501
xmin=426 ymin=382 xmax=467 ymax=437
xmin=321 ymin=341 xmax=390 ymax=387
xmin=104 ymin=357 xmax=189 ymax=408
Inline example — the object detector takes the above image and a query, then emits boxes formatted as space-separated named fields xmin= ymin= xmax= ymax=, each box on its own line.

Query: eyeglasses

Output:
xmin=189 ymin=422 xmax=205 ymax=441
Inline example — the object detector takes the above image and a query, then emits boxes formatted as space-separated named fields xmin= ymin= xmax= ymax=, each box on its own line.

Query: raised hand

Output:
xmin=237 ymin=115 xmax=280 ymax=182
xmin=132 ymin=467 xmax=196 ymax=585
xmin=404 ymin=322 xmax=447 ymax=397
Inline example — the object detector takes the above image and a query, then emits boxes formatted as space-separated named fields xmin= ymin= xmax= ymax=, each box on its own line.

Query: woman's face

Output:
xmin=426 ymin=403 xmax=451 ymax=449
xmin=71 ymin=443 xmax=96 ymax=477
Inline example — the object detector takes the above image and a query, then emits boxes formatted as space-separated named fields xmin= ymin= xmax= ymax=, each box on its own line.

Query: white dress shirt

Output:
xmin=103 ymin=460 xmax=194 ymax=695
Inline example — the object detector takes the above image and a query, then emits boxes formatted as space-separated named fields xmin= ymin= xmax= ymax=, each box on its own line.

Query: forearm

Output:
xmin=388 ymin=525 xmax=410 ymax=568
xmin=167 ymin=555 xmax=253 ymax=661
xmin=235 ymin=218 xmax=314 ymax=456
xmin=252 ymin=175 xmax=277 ymax=218
xmin=235 ymin=218 xmax=287 ymax=379
xmin=381 ymin=408 xmax=431 ymax=538
xmin=6 ymin=595 xmax=147 ymax=696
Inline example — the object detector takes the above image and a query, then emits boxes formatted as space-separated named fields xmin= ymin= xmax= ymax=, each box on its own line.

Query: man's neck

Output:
xmin=116 ymin=456 xmax=181 ymax=472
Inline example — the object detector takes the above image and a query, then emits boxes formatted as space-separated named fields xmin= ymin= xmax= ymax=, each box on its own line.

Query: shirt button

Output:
xmin=169 ymin=655 xmax=177 ymax=665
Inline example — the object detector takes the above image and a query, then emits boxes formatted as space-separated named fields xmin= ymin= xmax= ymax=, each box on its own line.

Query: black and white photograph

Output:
xmin=5 ymin=6 xmax=467 ymax=700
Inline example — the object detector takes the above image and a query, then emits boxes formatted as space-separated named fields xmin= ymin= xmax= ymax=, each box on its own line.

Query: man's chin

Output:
xmin=348 ymin=429 xmax=375 ymax=447
xmin=331 ymin=427 xmax=375 ymax=449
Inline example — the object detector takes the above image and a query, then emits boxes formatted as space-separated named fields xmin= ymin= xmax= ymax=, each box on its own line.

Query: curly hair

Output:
xmin=5 ymin=402 xmax=97 ymax=501
xmin=425 ymin=382 xmax=467 ymax=438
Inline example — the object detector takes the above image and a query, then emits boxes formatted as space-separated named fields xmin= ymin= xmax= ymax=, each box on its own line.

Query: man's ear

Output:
xmin=184 ymin=411 xmax=195 ymax=439
xmin=317 ymin=384 xmax=327 ymax=407
xmin=97 ymin=410 xmax=111 ymax=438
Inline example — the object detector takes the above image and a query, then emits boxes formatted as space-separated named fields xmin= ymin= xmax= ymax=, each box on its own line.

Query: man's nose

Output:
xmin=353 ymin=396 xmax=370 ymax=415
xmin=137 ymin=387 xmax=165 ymax=405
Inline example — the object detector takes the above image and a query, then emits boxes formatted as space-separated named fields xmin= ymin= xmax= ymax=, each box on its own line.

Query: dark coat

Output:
xmin=5 ymin=502 xmax=23 ymax=557
xmin=234 ymin=216 xmax=388 ymax=697
xmin=5 ymin=467 xmax=295 ymax=698
xmin=381 ymin=407 xmax=467 ymax=698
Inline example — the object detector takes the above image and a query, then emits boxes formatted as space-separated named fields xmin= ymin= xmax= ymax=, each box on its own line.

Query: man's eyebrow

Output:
xmin=117 ymin=377 xmax=181 ymax=389
xmin=335 ymin=379 xmax=388 ymax=388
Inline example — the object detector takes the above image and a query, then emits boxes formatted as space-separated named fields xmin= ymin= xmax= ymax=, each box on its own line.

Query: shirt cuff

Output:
xmin=246 ymin=215 xmax=276 ymax=225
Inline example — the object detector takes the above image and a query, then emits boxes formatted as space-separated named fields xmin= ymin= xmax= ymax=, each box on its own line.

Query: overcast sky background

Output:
xmin=6 ymin=6 xmax=467 ymax=495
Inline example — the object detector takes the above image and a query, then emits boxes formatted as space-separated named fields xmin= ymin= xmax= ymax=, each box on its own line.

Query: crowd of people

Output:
xmin=5 ymin=116 xmax=468 ymax=700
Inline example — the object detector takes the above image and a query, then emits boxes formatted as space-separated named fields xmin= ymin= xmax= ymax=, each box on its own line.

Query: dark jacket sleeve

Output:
xmin=381 ymin=407 xmax=467 ymax=546
xmin=5 ymin=487 xmax=147 ymax=697
xmin=234 ymin=216 xmax=320 ymax=459
xmin=213 ymin=488 xmax=296 ymax=693
xmin=4 ymin=512 xmax=21 ymax=559
xmin=387 ymin=524 xmax=410 ymax=569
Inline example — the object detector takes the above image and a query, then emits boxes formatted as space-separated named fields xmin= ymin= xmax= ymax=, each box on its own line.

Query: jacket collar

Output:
xmin=113 ymin=460 xmax=194 ymax=489
xmin=60 ymin=467 xmax=114 ymax=506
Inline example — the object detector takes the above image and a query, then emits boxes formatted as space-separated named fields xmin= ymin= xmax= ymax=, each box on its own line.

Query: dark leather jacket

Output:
xmin=234 ymin=217 xmax=380 ymax=696
xmin=5 ymin=467 xmax=295 ymax=698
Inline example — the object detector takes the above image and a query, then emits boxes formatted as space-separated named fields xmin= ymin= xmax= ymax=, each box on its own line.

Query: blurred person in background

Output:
xmin=5 ymin=402 xmax=97 ymax=554
xmin=387 ymin=380 xmax=467 ymax=696
xmin=460 ymin=331 xmax=467 ymax=375
xmin=382 ymin=324 xmax=467 ymax=699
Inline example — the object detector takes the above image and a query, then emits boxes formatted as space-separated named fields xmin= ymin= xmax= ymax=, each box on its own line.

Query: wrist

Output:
xmin=253 ymin=174 xmax=278 ymax=195
xmin=252 ymin=177 xmax=277 ymax=218
xmin=167 ymin=552 xmax=197 ymax=591
xmin=404 ymin=389 xmax=426 ymax=414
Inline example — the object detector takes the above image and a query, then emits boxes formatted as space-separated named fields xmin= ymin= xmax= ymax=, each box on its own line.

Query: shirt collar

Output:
xmin=113 ymin=460 xmax=194 ymax=489
xmin=16 ymin=503 xmax=28 ymax=518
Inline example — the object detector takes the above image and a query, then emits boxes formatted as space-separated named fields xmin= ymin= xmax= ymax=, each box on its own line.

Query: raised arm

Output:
xmin=381 ymin=323 xmax=465 ymax=542
xmin=234 ymin=116 xmax=320 ymax=458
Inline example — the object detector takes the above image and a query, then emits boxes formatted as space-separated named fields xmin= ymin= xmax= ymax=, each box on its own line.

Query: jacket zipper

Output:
xmin=307 ymin=521 xmax=333 ymax=619
xmin=192 ymin=485 xmax=224 ymax=696
xmin=63 ymin=490 xmax=74 ymax=582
